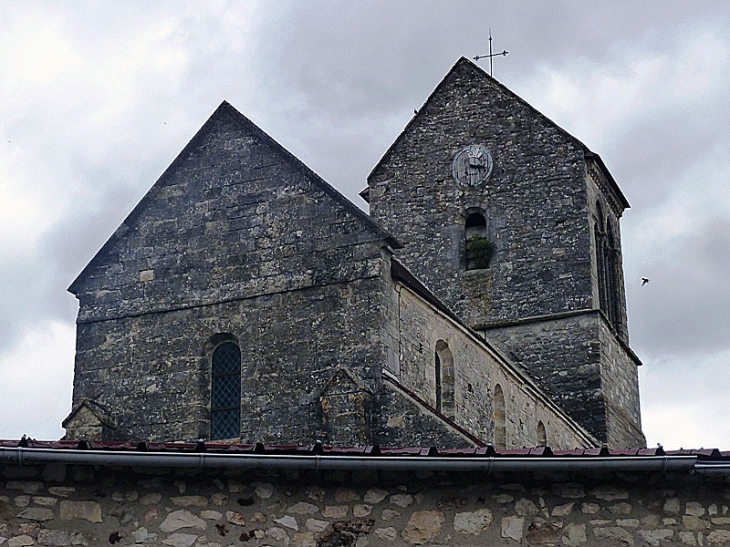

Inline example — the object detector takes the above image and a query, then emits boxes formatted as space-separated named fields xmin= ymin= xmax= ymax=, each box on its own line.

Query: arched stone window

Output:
xmin=211 ymin=341 xmax=241 ymax=440
xmin=537 ymin=420 xmax=547 ymax=447
xmin=606 ymin=221 xmax=622 ymax=329
xmin=493 ymin=383 xmax=506 ymax=449
xmin=434 ymin=340 xmax=455 ymax=418
xmin=465 ymin=212 xmax=492 ymax=270
xmin=595 ymin=201 xmax=624 ymax=334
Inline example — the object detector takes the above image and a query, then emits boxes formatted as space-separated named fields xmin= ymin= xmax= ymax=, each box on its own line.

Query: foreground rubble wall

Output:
xmin=2 ymin=458 xmax=730 ymax=546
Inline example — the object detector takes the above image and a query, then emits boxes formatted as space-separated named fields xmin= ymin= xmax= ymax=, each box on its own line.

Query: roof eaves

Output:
xmin=0 ymin=440 xmax=714 ymax=476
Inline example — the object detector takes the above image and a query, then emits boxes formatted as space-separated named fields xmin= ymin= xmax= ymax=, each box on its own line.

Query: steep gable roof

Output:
xmin=363 ymin=57 xmax=630 ymax=210
xmin=70 ymin=101 xmax=400 ymax=295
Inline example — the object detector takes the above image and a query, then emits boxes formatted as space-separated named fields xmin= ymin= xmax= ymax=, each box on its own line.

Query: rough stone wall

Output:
xmin=484 ymin=314 xmax=604 ymax=441
xmin=387 ymin=284 xmax=594 ymax=449
xmin=3 ymin=461 xmax=730 ymax=547
xmin=72 ymin=274 xmax=389 ymax=444
xmin=71 ymin=104 xmax=389 ymax=323
xmin=484 ymin=312 xmax=645 ymax=448
xmin=68 ymin=104 xmax=395 ymax=444
xmin=367 ymin=58 xmax=594 ymax=327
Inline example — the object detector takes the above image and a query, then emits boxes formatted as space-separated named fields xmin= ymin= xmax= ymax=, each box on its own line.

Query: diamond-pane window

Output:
xmin=211 ymin=341 xmax=241 ymax=440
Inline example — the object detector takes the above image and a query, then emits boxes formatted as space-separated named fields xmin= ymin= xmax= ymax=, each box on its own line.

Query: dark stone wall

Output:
xmin=374 ymin=381 xmax=478 ymax=448
xmin=598 ymin=319 xmax=644 ymax=447
xmin=483 ymin=314 xmax=605 ymax=442
xmin=71 ymin=105 xmax=388 ymax=323
xmin=69 ymin=105 xmax=394 ymax=444
xmin=68 ymin=103 xmax=500 ymax=447
xmin=72 ymin=276 xmax=390 ymax=444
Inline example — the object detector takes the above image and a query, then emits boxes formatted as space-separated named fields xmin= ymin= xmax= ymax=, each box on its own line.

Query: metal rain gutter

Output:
xmin=0 ymin=447 xmax=701 ymax=475
xmin=692 ymin=462 xmax=730 ymax=476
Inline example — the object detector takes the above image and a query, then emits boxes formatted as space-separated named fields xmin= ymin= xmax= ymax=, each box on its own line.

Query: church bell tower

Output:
xmin=364 ymin=58 xmax=644 ymax=447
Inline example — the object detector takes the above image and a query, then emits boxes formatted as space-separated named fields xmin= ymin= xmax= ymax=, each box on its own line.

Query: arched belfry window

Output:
xmin=595 ymin=201 xmax=624 ymax=333
xmin=465 ymin=212 xmax=492 ymax=270
xmin=606 ymin=222 xmax=621 ymax=328
xmin=594 ymin=202 xmax=610 ymax=317
xmin=493 ymin=384 xmax=506 ymax=449
xmin=434 ymin=340 xmax=455 ymax=418
xmin=211 ymin=341 xmax=241 ymax=440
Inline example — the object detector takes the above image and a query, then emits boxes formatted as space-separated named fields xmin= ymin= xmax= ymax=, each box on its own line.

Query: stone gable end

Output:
xmin=70 ymin=102 xmax=393 ymax=324
xmin=367 ymin=57 xmax=592 ymax=326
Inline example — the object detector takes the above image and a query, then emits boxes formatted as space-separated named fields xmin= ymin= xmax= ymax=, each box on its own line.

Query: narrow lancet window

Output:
xmin=435 ymin=340 xmax=455 ymax=418
xmin=537 ymin=421 xmax=547 ymax=447
xmin=595 ymin=202 xmax=610 ymax=316
xmin=211 ymin=341 xmax=241 ymax=440
xmin=493 ymin=383 xmax=506 ymax=449
xmin=435 ymin=351 xmax=442 ymax=413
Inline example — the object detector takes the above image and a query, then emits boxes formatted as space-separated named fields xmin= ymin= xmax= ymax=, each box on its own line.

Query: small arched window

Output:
xmin=536 ymin=421 xmax=547 ymax=447
xmin=493 ymin=383 xmax=506 ymax=449
xmin=465 ymin=212 xmax=492 ymax=270
xmin=434 ymin=340 xmax=455 ymax=418
xmin=211 ymin=341 xmax=241 ymax=440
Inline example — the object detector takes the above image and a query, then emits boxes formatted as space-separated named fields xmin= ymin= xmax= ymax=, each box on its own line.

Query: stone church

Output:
xmin=62 ymin=58 xmax=645 ymax=450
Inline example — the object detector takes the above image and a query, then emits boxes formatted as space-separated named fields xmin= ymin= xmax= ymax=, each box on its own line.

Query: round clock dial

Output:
xmin=452 ymin=145 xmax=494 ymax=187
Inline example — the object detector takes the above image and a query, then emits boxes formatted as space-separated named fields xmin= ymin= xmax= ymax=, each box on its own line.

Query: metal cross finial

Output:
xmin=473 ymin=29 xmax=508 ymax=77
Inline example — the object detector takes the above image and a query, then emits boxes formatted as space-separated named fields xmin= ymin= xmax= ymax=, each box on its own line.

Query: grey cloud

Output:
xmin=608 ymin=86 xmax=730 ymax=210
xmin=628 ymin=217 xmax=730 ymax=358
xmin=1 ymin=1 xmax=729 ymax=447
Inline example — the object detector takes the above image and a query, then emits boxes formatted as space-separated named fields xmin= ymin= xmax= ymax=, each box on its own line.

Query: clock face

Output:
xmin=452 ymin=145 xmax=494 ymax=187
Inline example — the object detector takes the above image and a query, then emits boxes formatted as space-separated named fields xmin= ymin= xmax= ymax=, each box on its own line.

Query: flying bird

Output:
xmin=641 ymin=278 xmax=650 ymax=286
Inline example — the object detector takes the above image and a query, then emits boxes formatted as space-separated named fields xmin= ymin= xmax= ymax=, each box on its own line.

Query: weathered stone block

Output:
xmin=402 ymin=510 xmax=444 ymax=544
xmin=454 ymin=508 xmax=493 ymax=535
xmin=160 ymin=509 xmax=206 ymax=532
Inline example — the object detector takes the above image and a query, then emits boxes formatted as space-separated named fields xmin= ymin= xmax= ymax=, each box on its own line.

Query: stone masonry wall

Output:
xmin=3 ymin=461 xmax=730 ymax=546
xmin=484 ymin=314 xmax=604 ymax=441
xmin=72 ymin=273 xmax=390 ymax=445
xmin=387 ymin=284 xmax=594 ymax=449
xmin=373 ymin=381 xmax=480 ymax=448
xmin=366 ymin=59 xmax=643 ymax=449
xmin=598 ymin=320 xmax=644 ymax=447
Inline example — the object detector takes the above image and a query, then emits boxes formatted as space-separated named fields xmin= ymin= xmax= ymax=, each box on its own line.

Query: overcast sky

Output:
xmin=1 ymin=1 xmax=728 ymax=449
